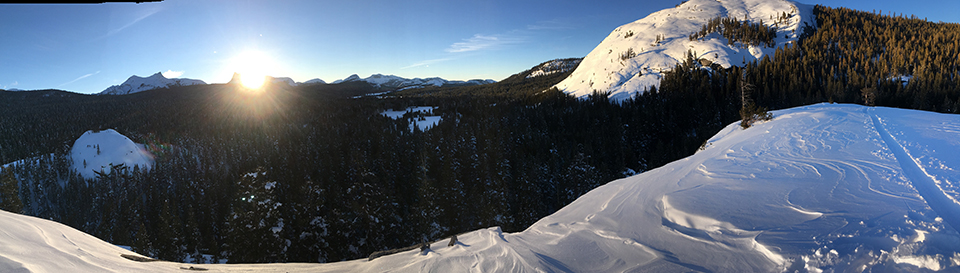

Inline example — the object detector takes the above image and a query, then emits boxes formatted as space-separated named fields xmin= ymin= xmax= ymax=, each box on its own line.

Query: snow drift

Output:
xmin=70 ymin=129 xmax=154 ymax=180
xmin=555 ymin=0 xmax=816 ymax=101
xmin=4 ymin=103 xmax=960 ymax=272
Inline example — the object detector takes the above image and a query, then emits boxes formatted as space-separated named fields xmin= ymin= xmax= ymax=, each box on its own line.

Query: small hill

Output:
xmin=69 ymin=129 xmax=154 ymax=179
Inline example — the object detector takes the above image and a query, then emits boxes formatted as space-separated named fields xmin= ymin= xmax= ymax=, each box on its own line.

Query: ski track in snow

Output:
xmin=870 ymin=109 xmax=960 ymax=233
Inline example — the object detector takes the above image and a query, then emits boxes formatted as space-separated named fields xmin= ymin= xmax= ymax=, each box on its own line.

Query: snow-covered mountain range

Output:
xmin=555 ymin=0 xmax=816 ymax=101
xmin=99 ymin=72 xmax=206 ymax=95
xmin=98 ymin=72 xmax=491 ymax=95
xmin=332 ymin=73 xmax=496 ymax=90
xmin=3 ymin=103 xmax=959 ymax=272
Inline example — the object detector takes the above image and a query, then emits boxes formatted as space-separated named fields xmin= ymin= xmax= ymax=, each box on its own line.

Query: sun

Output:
xmin=230 ymin=50 xmax=274 ymax=89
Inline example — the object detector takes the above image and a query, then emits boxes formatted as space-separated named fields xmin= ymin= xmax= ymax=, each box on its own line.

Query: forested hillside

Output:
xmin=1 ymin=4 xmax=959 ymax=264
xmin=682 ymin=5 xmax=960 ymax=112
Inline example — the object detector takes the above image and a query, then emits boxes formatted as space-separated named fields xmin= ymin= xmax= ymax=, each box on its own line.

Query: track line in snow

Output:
xmin=870 ymin=110 xmax=960 ymax=233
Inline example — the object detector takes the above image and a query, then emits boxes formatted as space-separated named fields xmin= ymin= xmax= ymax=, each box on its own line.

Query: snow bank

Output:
xmin=70 ymin=129 xmax=154 ymax=180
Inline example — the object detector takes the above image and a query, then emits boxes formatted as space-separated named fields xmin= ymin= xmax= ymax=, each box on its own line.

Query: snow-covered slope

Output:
xmin=69 ymin=129 xmax=154 ymax=180
xmin=5 ymin=103 xmax=960 ymax=272
xmin=556 ymin=0 xmax=816 ymax=101
xmin=99 ymin=72 xmax=206 ymax=95
xmin=331 ymin=73 xmax=495 ymax=90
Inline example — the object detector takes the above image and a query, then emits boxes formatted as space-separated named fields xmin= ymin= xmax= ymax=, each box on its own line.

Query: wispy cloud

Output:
xmin=100 ymin=8 xmax=161 ymax=39
xmin=161 ymin=70 xmax=184 ymax=78
xmin=58 ymin=71 xmax=100 ymax=87
xmin=446 ymin=34 xmax=523 ymax=53
xmin=401 ymin=58 xmax=454 ymax=69
xmin=527 ymin=19 xmax=576 ymax=30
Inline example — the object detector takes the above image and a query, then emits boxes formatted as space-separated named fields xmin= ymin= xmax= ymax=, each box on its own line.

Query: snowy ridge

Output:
xmin=5 ymin=103 xmax=960 ymax=272
xmin=99 ymin=72 xmax=206 ymax=95
xmin=555 ymin=0 xmax=816 ymax=101
xmin=526 ymin=58 xmax=582 ymax=78
xmin=332 ymin=73 xmax=495 ymax=90
xmin=302 ymin=78 xmax=326 ymax=85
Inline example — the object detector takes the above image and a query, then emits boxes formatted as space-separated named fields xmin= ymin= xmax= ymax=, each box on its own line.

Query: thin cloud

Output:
xmin=58 ymin=71 xmax=100 ymax=87
xmin=100 ymin=8 xmax=161 ymax=39
xmin=527 ymin=19 xmax=576 ymax=30
xmin=161 ymin=70 xmax=184 ymax=78
xmin=446 ymin=34 xmax=523 ymax=53
xmin=401 ymin=58 xmax=453 ymax=69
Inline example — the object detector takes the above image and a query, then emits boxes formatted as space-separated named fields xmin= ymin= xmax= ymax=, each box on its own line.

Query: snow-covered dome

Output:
xmin=69 ymin=129 xmax=154 ymax=179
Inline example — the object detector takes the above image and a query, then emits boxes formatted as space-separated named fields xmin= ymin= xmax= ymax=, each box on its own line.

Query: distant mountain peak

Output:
xmin=100 ymin=72 xmax=206 ymax=95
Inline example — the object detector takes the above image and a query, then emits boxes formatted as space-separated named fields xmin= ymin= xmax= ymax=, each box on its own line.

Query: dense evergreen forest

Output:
xmin=1 ymin=5 xmax=959 ymax=263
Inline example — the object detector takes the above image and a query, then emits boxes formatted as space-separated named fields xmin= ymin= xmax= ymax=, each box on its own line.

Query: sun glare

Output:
xmin=231 ymin=50 xmax=274 ymax=89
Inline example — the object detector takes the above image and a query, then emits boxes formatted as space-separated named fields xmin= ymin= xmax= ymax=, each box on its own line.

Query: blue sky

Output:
xmin=1 ymin=0 xmax=957 ymax=94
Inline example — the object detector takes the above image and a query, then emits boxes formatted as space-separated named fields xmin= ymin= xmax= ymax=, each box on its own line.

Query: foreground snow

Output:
xmin=3 ymin=103 xmax=960 ymax=272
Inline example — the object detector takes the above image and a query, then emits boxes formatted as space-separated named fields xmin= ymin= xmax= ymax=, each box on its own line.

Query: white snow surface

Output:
xmin=69 ymin=129 xmax=154 ymax=180
xmin=555 ymin=0 xmax=816 ymax=101
xmin=5 ymin=103 xmax=960 ymax=272
xmin=99 ymin=72 xmax=206 ymax=95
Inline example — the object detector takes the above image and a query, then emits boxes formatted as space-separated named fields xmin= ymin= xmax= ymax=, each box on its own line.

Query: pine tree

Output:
xmin=739 ymin=70 xmax=772 ymax=128
xmin=0 ymin=167 xmax=23 ymax=213
xmin=225 ymin=167 xmax=288 ymax=263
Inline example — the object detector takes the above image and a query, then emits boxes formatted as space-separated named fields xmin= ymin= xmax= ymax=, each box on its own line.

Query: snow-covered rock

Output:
xmin=331 ymin=74 xmax=495 ymax=90
xmin=99 ymin=72 xmax=206 ymax=95
xmin=555 ymin=0 xmax=816 ymax=101
xmin=69 ymin=129 xmax=154 ymax=180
